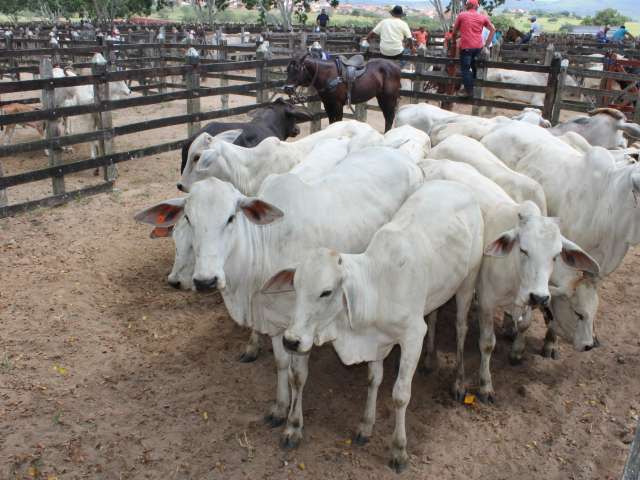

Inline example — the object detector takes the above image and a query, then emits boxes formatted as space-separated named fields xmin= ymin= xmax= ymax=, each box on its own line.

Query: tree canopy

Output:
xmin=581 ymin=8 xmax=630 ymax=27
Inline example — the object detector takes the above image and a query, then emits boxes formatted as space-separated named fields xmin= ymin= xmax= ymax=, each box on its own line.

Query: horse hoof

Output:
xmin=264 ymin=413 xmax=286 ymax=428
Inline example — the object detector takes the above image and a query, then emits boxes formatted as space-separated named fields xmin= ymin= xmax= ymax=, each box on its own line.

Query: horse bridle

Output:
xmin=286 ymin=54 xmax=322 ymax=104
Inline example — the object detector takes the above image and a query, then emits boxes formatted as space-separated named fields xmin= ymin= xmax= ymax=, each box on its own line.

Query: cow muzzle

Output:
xmin=193 ymin=276 xmax=217 ymax=292
xmin=528 ymin=293 xmax=550 ymax=307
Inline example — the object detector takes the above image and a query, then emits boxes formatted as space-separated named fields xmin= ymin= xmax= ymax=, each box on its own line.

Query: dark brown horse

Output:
xmin=505 ymin=26 xmax=524 ymax=43
xmin=283 ymin=54 xmax=401 ymax=132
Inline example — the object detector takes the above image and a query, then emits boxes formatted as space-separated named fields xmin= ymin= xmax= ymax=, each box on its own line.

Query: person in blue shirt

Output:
xmin=611 ymin=25 xmax=634 ymax=44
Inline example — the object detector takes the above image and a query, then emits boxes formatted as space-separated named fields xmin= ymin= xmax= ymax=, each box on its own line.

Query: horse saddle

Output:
xmin=326 ymin=55 xmax=369 ymax=107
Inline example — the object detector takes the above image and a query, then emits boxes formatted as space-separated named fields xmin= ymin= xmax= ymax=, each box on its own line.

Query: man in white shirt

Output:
xmin=366 ymin=5 xmax=413 ymax=59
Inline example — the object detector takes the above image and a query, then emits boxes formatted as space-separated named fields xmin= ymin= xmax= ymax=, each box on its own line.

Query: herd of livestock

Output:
xmin=130 ymin=101 xmax=640 ymax=472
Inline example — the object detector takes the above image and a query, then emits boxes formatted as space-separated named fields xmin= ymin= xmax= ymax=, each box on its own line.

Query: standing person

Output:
xmin=596 ymin=25 xmax=610 ymax=44
xmin=611 ymin=25 xmax=634 ymax=44
xmin=316 ymin=9 xmax=330 ymax=32
xmin=451 ymin=0 xmax=495 ymax=99
xmin=366 ymin=5 xmax=413 ymax=60
xmin=413 ymin=25 xmax=429 ymax=50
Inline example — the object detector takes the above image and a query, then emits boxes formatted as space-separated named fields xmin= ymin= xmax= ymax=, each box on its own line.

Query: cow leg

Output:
xmin=265 ymin=335 xmax=289 ymax=428
xmin=389 ymin=322 xmax=426 ymax=473
xmin=451 ymin=279 xmax=475 ymax=402
xmin=478 ymin=304 xmax=497 ymax=404
xmin=422 ymin=310 xmax=439 ymax=374
xmin=354 ymin=359 xmax=383 ymax=445
xmin=281 ymin=353 xmax=309 ymax=449
xmin=542 ymin=327 xmax=560 ymax=359
xmin=239 ymin=329 xmax=261 ymax=363
xmin=509 ymin=307 xmax=532 ymax=365
xmin=3 ymin=125 xmax=15 ymax=146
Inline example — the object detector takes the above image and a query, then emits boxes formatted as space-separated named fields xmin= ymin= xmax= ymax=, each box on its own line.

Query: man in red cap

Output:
xmin=451 ymin=0 xmax=495 ymax=98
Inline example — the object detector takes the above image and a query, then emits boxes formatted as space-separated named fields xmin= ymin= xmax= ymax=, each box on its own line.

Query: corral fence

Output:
xmin=0 ymin=36 xmax=638 ymax=218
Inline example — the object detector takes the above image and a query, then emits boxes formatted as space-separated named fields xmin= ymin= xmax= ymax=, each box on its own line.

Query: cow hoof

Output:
xmin=509 ymin=354 xmax=524 ymax=366
xmin=353 ymin=432 xmax=369 ymax=446
xmin=451 ymin=385 xmax=466 ymax=403
xmin=280 ymin=431 xmax=302 ymax=450
xmin=264 ymin=413 xmax=286 ymax=428
xmin=389 ymin=455 xmax=408 ymax=474
xmin=239 ymin=351 xmax=258 ymax=363
xmin=541 ymin=346 xmax=559 ymax=360
xmin=478 ymin=390 xmax=496 ymax=404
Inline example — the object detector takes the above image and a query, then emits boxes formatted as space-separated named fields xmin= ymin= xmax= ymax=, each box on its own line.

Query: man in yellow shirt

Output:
xmin=366 ymin=6 xmax=413 ymax=60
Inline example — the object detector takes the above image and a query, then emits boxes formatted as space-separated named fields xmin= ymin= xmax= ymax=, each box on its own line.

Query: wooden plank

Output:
xmin=0 ymin=80 xmax=283 ymax=126
xmin=399 ymin=89 xmax=537 ymax=111
xmin=0 ymin=181 xmax=114 ymax=219
xmin=40 ymin=57 xmax=65 ymax=196
xmin=543 ymin=55 xmax=562 ymax=121
xmin=185 ymin=48 xmax=202 ymax=138
xmin=567 ymin=67 xmax=640 ymax=82
xmin=92 ymin=54 xmax=117 ymax=181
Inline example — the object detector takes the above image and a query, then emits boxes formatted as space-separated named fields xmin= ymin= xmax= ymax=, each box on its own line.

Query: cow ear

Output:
xmin=134 ymin=198 xmax=185 ymax=227
xmin=238 ymin=197 xmax=284 ymax=225
xmin=485 ymin=229 xmax=518 ymax=257
xmin=213 ymin=129 xmax=243 ymax=144
xmin=561 ymin=238 xmax=600 ymax=276
xmin=286 ymin=104 xmax=313 ymax=122
xmin=150 ymin=225 xmax=174 ymax=239
xmin=261 ymin=267 xmax=296 ymax=294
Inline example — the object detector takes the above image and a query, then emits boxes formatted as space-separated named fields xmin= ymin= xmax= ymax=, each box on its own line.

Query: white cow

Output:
xmin=427 ymin=134 xmax=547 ymax=213
xmin=164 ymin=136 xmax=353 ymax=362
xmin=135 ymin=148 xmax=424 ymax=437
xmin=179 ymin=120 xmax=383 ymax=192
xmin=262 ymin=181 xmax=484 ymax=472
xmin=549 ymin=108 xmax=640 ymax=149
xmin=419 ymin=159 xmax=599 ymax=398
xmin=382 ymin=125 xmax=431 ymax=162
xmin=484 ymin=125 xmax=639 ymax=355
xmin=483 ymin=69 xmax=580 ymax=107
xmin=394 ymin=103 xmax=457 ymax=134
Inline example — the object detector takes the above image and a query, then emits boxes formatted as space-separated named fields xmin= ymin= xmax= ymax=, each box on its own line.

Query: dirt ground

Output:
xmin=1 ymin=82 xmax=640 ymax=480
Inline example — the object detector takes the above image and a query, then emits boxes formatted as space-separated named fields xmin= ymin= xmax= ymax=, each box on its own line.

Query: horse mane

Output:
xmin=588 ymin=108 xmax=626 ymax=121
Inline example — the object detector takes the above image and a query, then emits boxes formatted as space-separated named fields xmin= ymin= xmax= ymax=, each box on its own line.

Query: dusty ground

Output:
xmin=1 ymin=81 xmax=639 ymax=480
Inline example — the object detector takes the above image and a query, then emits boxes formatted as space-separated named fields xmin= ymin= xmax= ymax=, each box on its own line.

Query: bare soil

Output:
xmin=1 ymin=85 xmax=639 ymax=480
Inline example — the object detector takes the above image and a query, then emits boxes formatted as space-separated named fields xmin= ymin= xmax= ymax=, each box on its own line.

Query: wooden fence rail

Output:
xmin=0 ymin=42 xmax=638 ymax=217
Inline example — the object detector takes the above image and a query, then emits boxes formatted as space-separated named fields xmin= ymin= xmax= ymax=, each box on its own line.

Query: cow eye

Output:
xmin=227 ymin=214 xmax=235 ymax=225
xmin=574 ymin=310 xmax=585 ymax=321
xmin=319 ymin=290 xmax=332 ymax=298
xmin=193 ymin=154 xmax=200 ymax=163
xmin=520 ymin=248 xmax=529 ymax=256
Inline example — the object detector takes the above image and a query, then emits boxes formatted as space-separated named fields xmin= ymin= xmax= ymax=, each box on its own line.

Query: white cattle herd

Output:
xmin=135 ymin=102 xmax=640 ymax=472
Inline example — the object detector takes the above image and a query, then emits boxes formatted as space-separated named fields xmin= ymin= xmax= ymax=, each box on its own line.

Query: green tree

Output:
xmin=581 ymin=8 xmax=630 ymax=26
xmin=0 ymin=0 xmax=27 ymax=24
xmin=243 ymin=0 xmax=338 ymax=30
xmin=559 ymin=23 xmax=574 ymax=33
xmin=429 ymin=0 xmax=506 ymax=30
xmin=490 ymin=14 xmax=513 ymax=32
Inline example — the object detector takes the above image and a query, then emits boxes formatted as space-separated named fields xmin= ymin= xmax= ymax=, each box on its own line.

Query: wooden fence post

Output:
xmin=411 ymin=48 xmax=426 ymax=104
xmin=157 ymin=27 xmax=166 ymax=95
xmin=551 ymin=58 xmax=569 ymax=125
xmin=40 ymin=57 xmax=65 ymax=195
xmin=472 ymin=50 xmax=488 ymax=116
xmin=91 ymin=53 xmax=117 ymax=182
xmin=185 ymin=47 xmax=202 ymax=139
xmin=543 ymin=43 xmax=555 ymax=66
xmin=255 ymin=43 xmax=270 ymax=104
xmin=527 ymin=44 xmax=537 ymax=64
xmin=543 ymin=54 xmax=562 ymax=122
xmin=220 ymin=38 xmax=229 ymax=110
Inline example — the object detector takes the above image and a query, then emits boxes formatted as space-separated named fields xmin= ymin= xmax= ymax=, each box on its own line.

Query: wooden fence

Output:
xmin=0 ymin=38 xmax=638 ymax=218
